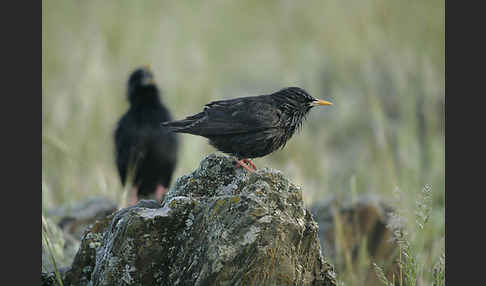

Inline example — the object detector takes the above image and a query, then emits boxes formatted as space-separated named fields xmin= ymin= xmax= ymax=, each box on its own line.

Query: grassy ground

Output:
xmin=42 ymin=1 xmax=444 ymax=285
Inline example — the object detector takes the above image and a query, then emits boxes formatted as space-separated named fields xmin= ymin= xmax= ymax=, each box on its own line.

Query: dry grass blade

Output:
xmin=373 ymin=262 xmax=392 ymax=286
xmin=42 ymin=215 xmax=64 ymax=286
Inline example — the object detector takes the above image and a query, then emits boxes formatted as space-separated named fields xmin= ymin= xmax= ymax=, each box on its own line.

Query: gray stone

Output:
xmin=311 ymin=194 xmax=399 ymax=286
xmin=42 ymin=197 xmax=118 ymax=278
xmin=48 ymin=197 xmax=118 ymax=241
xmin=61 ymin=153 xmax=336 ymax=285
xmin=42 ymin=216 xmax=80 ymax=275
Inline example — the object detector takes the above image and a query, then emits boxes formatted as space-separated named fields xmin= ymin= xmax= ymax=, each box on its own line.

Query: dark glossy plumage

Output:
xmin=162 ymin=87 xmax=331 ymax=165
xmin=115 ymin=67 xmax=178 ymax=200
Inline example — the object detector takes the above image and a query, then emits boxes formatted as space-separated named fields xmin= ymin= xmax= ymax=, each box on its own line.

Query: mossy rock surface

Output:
xmin=58 ymin=153 xmax=336 ymax=286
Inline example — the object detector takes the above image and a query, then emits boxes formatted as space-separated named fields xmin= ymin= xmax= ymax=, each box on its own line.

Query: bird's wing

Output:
xmin=192 ymin=96 xmax=281 ymax=136
xmin=114 ymin=115 xmax=144 ymax=185
xmin=114 ymin=123 xmax=129 ymax=185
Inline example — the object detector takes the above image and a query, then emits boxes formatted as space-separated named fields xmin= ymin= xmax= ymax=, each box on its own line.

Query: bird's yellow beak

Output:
xmin=311 ymin=99 xmax=333 ymax=106
xmin=142 ymin=64 xmax=154 ymax=85
xmin=142 ymin=76 xmax=155 ymax=86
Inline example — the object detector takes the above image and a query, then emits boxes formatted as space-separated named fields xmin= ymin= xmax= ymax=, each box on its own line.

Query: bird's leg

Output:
xmin=235 ymin=159 xmax=255 ymax=172
xmin=128 ymin=187 xmax=138 ymax=206
xmin=154 ymin=184 xmax=168 ymax=202
xmin=243 ymin=159 xmax=257 ymax=170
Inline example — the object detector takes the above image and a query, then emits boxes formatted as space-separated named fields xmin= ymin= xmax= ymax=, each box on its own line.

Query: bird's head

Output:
xmin=271 ymin=87 xmax=332 ymax=135
xmin=273 ymin=87 xmax=332 ymax=114
xmin=127 ymin=65 xmax=160 ymax=105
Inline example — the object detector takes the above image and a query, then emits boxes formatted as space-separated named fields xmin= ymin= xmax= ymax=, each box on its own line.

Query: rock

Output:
xmin=47 ymin=197 xmax=118 ymax=241
xmin=311 ymin=194 xmax=399 ymax=286
xmin=62 ymin=153 xmax=337 ymax=285
xmin=42 ymin=197 xmax=118 ymax=279
xmin=42 ymin=216 xmax=80 ymax=275
xmin=41 ymin=267 xmax=70 ymax=286
xmin=62 ymin=207 xmax=117 ymax=286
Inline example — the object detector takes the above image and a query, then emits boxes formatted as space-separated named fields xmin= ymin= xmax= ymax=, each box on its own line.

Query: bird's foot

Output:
xmin=243 ymin=159 xmax=257 ymax=170
xmin=235 ymin=159 xmax=256 ymax=172
xmin=128 ymin=187 xmax=138 ymax=206
xmin=154 ymin=185 xmax=168 ymax=202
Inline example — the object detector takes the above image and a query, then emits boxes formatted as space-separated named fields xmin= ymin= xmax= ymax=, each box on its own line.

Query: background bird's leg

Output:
xmin=154 ymin=184 xmax=168 ymax=202
xmin=243 ymin=159 xmax=257 ymax=170
xmin=129 ymin=187 xmax=138 ymax=206
xmin=235 ymin=159 xmax=255 ymax=172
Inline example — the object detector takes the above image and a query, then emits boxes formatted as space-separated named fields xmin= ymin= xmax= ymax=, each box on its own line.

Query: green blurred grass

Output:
xmin=42 ymin=0 xmax=444 ymax=284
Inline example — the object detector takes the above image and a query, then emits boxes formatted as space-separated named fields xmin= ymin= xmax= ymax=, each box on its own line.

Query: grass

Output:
xmin=42 ymin=215 xmax=64 ymax=286
xmin=42 ymin=1 xmax=444 ymax=285
xmin=372 ymin=185 xmax=445 ymax=286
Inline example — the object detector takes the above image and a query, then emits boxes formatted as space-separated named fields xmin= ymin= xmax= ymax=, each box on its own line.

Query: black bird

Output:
xmin=115 ymin=66 xmax=179 ymax=205
xmin=162 ymin=87 xmax=331 ymax=171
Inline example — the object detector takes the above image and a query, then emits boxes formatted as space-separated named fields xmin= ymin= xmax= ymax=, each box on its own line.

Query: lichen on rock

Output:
xmin=57 ymin=153 xmax=336 ymax=286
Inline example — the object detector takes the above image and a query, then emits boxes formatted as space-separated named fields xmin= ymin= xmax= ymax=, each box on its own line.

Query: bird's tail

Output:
xmin=161 ymin=112 xmax=204 ymax=134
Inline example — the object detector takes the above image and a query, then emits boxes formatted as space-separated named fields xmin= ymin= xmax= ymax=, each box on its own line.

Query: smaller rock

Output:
xmin=311 ymin=194 xmax=400 ymax=285
xmin=48 ymin=197 xmax=118 ymax=240
xmin=42 ymin=197 xmax=118 ymax=277
xmin=41 ymin=267 xmax=70 ymax=286
xmin=42 ymin=216 xmax=79 ymax=274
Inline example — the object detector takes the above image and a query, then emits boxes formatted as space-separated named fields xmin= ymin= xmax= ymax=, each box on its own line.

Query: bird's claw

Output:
xmin=235 ymin=159 xmax=257 ymax=172
xmin=243 ymin=159 xmax=257 ymax=170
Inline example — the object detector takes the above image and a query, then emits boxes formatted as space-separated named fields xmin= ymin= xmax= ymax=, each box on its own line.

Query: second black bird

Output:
xmin=115 ymin=67 xmax=179 ymax=205
xmin=162 ymin=87 xmax=332 ymax=171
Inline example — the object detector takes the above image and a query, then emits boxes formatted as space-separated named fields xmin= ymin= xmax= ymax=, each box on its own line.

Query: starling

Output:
xmin=114 ymin=66 xmax=179 ymax=205
xmin=161 ymin=87 xmax=331 ymax=172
